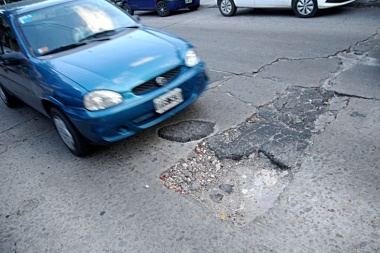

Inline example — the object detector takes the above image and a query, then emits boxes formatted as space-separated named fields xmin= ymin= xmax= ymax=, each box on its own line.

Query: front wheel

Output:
xmin=293 ymin=0 xmax=317 ymax=18
xmin=218 ymin=0 xmax=236 ymax=17
xmin=51 ymin=107 xmax=91 ymax=157
xmin=156 ymin=1 xmax=170 ymax=17
xmin=0 ymin=84 xmax=19 ymax=108
xmin=122 ymin=2 xmax=134 ymax=15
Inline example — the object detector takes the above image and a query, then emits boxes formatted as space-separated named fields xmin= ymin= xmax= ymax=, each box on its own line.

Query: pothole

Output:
xmin=158 ymin=120 xmax=215 ymax=143
xmin=160 ymin=143 xmax=291 ymax=227
xmin=160 ymin=87 xmax=346 ymax=226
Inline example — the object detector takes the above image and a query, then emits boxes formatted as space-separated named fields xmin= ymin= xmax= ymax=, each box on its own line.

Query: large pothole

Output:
xmin=160 ymin=87 xmax=348 ymax=226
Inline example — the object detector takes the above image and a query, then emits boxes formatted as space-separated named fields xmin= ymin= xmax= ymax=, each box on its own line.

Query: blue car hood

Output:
xmin=49 ymin=29 xmax=183 ymax=93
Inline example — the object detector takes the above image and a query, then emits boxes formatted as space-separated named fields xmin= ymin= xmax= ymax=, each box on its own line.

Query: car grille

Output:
xmin=132 ymin=67 xmax=181 ymax=95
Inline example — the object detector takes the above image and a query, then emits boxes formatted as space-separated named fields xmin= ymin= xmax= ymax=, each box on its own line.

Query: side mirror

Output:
xmin=0 ymin=52 xmax=28 ymax=66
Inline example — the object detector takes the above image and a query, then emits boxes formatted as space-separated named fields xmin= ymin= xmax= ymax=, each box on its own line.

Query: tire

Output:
xmin=218 ymin=0 xmax=236 ymax=17
xmin=122 ymin=2 xmax=134 ymax=15
xmin=188 ymin=4 xmax=200 ymax=11
xmin=51 ymin=107 xmax=91 ymax=157
xmin=156 ymin=1 xmax=170 ymax=17
xmin=0 ymin=84 xmax=19 ymax=108
xmin=293 ymin=0 xmax=317 ymax=18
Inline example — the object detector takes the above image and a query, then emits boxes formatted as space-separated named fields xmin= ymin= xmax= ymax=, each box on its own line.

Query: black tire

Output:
xmin=218 ymin=0 xmax=236 ymax=17
xmin=292 ymin=0 xmax=317 ymax=18
xmin=188 ymin=4 xmax=200 ymax=11
xmin=156 ymin=1 xmax=170 ymax=17
xmin=0 ymin=84 xmax=19 ymax=108
xmin=122 ymin=2 xmax=134 ymax=15
xmin=50 ymin=107 xmax=91 ymax=157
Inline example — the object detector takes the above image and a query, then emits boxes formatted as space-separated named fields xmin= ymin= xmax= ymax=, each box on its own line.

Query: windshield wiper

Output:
xmin=41 ymin=42 xmax=87 ymax=56
xmin=125 ymin=25 xmax=140 ymax=29
xmin=79 ymin=29 xmax=117 ymax=42
xmin=79 ymin=26 xmax=139 ymax=43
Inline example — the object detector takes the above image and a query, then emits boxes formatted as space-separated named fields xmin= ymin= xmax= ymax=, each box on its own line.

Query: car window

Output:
xmin=0 ymin=0 xmax=22 ymax=5
xmin=16 ymin=0 xmax=137 ymax=56
xmin=0 ymin=17 xmax=20 ymax=54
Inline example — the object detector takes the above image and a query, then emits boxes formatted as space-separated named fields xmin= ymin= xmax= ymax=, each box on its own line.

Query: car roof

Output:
xmin=0 ymin=0 xmax=76 ymax=16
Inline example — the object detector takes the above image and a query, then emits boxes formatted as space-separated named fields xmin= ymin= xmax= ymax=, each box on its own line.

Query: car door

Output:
xmin=0 ymin=17 xmax=43 ymax=112
xmin=234 ymin=0 xmax=255 ymax=7
xmin=128 ymin=0 xmax=153 ymax=9
xmin=234 ymin=0 xmax=286 ymax=7
xmin=254 ymin=0 xmax=287 ymax=7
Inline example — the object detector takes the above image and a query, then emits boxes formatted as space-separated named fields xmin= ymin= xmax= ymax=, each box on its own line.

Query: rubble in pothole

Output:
xmin=160 ymin=142 xmax=226 ymax=194
xmin=160 ymin=146 xmax=292 ymax=226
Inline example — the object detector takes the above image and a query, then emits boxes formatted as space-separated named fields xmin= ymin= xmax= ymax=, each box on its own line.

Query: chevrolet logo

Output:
xmin=155 ymin=76 xmax=167 ymax=86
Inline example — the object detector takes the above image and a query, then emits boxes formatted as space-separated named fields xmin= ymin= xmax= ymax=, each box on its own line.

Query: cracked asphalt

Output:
xmin=158 ymin=12 xmax=380 ymax=251
xmin=159 ymin=32 xmax=379 ymax=232
xmin=1 ymin=5 xmax=379 ymax=253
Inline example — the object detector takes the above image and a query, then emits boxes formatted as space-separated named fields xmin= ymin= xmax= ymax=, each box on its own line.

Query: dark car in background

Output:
xmin=121 ymin=0 xmax=200 ymax=17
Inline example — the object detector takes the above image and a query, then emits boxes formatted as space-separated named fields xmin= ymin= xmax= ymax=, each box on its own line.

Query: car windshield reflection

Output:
xmin=17 ymin=0 xmax=137 ymax=56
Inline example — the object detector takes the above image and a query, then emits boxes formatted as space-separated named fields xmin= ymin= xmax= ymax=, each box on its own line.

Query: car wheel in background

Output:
xmin=156 ymin=1 xmax=170 ymax=17
xmin=51 ymin=107 xmax=91 ymax=157
xmin=218 ymin=0 xmax=236 ymax=17
xmin=122 ymin=2 xmax=134 ymax=15
xmin=188 ymin=4 xmax=200 ymax=11
xmin=293 ymin=0 xmax=317 ymax=18
xmin=0 ymin=84 xmax=20 ymax=108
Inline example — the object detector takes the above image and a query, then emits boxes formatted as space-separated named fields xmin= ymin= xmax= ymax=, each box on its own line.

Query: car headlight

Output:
xmin=84 ymin=90 xmax=123 ymax=111
xmin=185 ymin=48 xmax=200 ymax=67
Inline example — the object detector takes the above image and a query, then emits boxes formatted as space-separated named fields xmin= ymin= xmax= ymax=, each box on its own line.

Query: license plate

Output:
xmin=153 ymin=88 xmax=184 ymax=114
xmin=185 ymin=0 xmax=192 ymax=3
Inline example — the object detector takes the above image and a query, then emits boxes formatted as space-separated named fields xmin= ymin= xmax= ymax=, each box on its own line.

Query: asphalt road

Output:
xmin=1 ymin=4 xmax=379 ymax=253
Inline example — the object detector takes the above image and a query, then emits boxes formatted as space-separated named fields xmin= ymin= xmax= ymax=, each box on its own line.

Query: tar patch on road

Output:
xmin=160 ymin=87 xmax=348 ymax=226
xmin=207 ymin=87 xmax=337 ymax=168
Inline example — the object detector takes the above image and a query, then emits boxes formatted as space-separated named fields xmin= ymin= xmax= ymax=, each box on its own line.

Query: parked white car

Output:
xmin=217 ymin=0 xmax=356 ymax=18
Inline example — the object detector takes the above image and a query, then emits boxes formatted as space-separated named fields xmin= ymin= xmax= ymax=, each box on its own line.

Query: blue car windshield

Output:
xmin=17 ymin=0 xmax=137 ymax=56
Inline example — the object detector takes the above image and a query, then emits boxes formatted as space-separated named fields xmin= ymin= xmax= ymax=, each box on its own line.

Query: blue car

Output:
xmin=0 ymin=0 xmax=208 ymax=156
xmin=121 ymin=0 xmax=200 ymax=17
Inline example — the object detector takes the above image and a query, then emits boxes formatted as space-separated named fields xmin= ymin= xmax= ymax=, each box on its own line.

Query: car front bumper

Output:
xmin=69 ymin=63 xmax=208 ymax=145
xmin=166 ymin=0 xmax=200 ymax=9
xmin=318 ymin=0 xmax=355 ymax=8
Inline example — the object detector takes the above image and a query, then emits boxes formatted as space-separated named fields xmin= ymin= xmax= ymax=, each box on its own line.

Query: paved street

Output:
xmin=1 ymin=3 xmax=380 ymax=253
